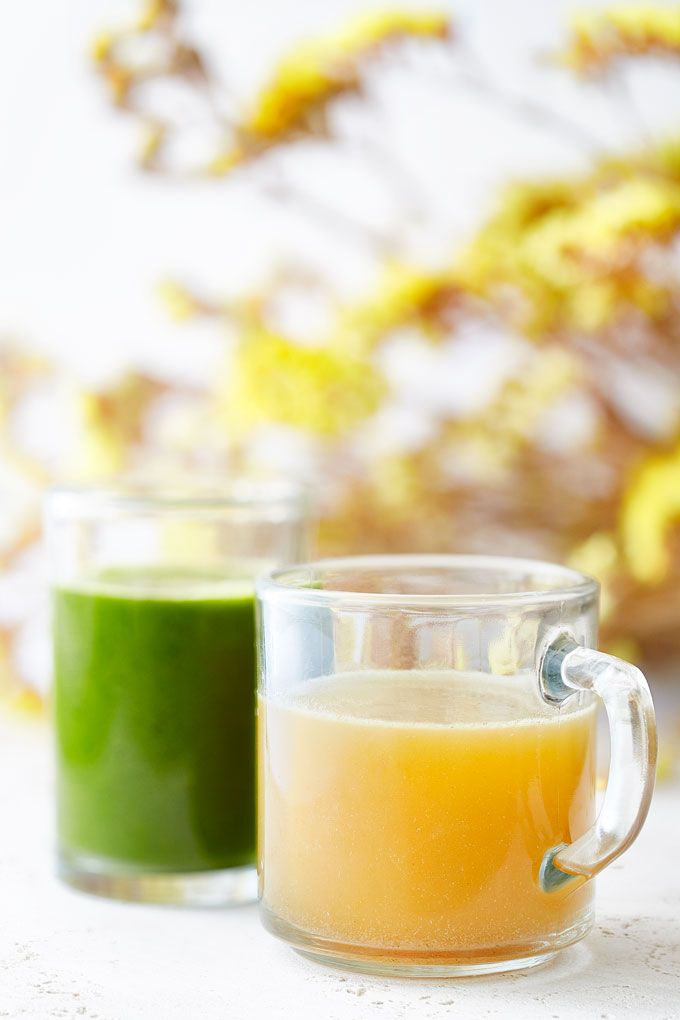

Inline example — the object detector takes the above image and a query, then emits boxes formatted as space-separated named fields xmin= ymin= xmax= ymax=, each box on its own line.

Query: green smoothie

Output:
xmin=54 ymin=569 xmax=257 ymax=872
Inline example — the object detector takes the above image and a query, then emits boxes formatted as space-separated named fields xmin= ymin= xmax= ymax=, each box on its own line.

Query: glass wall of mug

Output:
xmin=256 ymin=554 xmax=656 ymax=977
xmin=47 ymin=479 xmax=309 ymax=906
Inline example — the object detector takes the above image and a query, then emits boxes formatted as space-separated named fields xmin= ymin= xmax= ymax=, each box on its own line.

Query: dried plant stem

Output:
xmin=606 ymin=67 xmax=655 ymax=148
xmin=351 ymin=133 xmax=429 ymax=221
xmin=432 ymin=44 xmax=603 ymax=157
xmin=256 ymin=167 xmax=402 ymax=256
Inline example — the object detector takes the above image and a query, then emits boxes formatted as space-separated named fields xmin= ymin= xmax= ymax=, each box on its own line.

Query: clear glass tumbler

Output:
xmin=46 ymin=479 xmax=308 ymax=905
xmin=257 ymin=554 xmax=656 ymax=976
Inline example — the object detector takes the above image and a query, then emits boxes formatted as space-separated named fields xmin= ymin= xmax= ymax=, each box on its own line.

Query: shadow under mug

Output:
xmin=256 ymin=554 xmax=657 ymax=977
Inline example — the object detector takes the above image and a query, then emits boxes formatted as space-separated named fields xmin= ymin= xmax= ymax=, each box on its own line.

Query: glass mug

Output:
xmin=46 ymin=479 xmax=308 ymax=906
xmin=257 ymin=555 xmax=656 ymax=976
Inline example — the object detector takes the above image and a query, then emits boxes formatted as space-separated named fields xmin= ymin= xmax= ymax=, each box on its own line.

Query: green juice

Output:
xmin=54 ymin=571 xmax=257 ymax=872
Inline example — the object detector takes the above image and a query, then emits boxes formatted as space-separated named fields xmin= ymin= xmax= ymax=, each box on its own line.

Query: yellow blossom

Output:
xmin=458 ymin=161 xmax=680 ymax=336
xmin=559 ymin=6 xmax=680 ymax=75
xmin=621 ymin=444 xmax=680 ymax=583
xmin=335 ymin=263 xmax=458 ymax=353
xmin=568 ymin=531 xmax=616 ymax=619
xmin=207 ymin=148 xmax=245 ymax=177
xmin=490 ymin=348 xmax=577 ymax=441
xmin=139 ymin=122 xmax=165 ymax=167
xmin=224 ymin=329 xmax=385 ymax=436
xmin=91 ymin=32 xmax=113 ymax=63
xmin=71 ymin=375 xmax=165 ymax=478
xmin=156 ymin=279 xmax=198 ymax=321
xmin=137 ymin=0 xmax=175 ymax=32
xmin=520 ymin=179 xmax=680 ymax=288
xmin=243 ymin=10 xmax=451 ymax=143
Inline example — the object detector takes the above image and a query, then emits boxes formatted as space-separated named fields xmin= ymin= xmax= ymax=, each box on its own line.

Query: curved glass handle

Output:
xmin=539 ymin=635 xmax=657 ymax=891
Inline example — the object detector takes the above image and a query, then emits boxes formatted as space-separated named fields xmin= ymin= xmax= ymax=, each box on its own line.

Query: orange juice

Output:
xmin=259 ymin=670 xmax=596 ymax=965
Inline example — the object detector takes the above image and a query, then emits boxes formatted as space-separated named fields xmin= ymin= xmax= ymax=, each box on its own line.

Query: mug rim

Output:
xmin=257 ymin=553 xmax=599 ymax=609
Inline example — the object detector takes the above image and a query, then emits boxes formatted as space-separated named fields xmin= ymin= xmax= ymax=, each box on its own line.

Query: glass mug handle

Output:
xmin=538 ymin=634 xmax=658 ymax=891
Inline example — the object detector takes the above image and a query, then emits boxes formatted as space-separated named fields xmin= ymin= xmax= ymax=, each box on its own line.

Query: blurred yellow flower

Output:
xmin=156 ymin=279 xmax=199 ymax=321
xmin=335 ymin=263 xmax=458 ymax=353
xmin=223 ymin=329 xmax=385 ymax=436
xmin=139 ymin=123 xmax=166 ymax=169
xmin=137 ymin=0 xmax=176 ymax=32
xmin=459 ymin=164 xmax=680 ymax=335
xmin=73 ymin=375 xmax=165 ymax=478
xmin=622 ymin=445 xmax=680 ymax=584
xmin=487 ymin=348 xmax=577 ymax=441
xmin=217 ymin=10 xmax=451 ymax=164
xmin=569 ymin=531 xmax=617 ymax=619
xmin=559 ymin=6 xmax=680 ymax=75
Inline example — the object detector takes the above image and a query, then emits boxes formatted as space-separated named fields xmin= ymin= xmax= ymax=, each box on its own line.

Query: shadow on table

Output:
xmin=511 ymin=917 xmax=680 ymax=992
xmin=283 ymin=917 xmax=680 ymax=1012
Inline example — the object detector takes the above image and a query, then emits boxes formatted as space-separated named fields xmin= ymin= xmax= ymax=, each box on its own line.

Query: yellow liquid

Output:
xmin=259 ymin=670 xmax=596 ymax=964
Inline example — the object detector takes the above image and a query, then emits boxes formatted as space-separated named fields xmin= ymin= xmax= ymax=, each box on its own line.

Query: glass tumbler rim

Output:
xmin=46 ymin=476 xmax=308 ymax=521
xmin=257 ymin=553 xmax=599 ymax=610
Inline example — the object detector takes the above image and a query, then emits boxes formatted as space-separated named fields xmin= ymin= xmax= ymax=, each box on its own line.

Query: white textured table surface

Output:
xmin=2 ymin=714 xmax=679 ymax=1020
